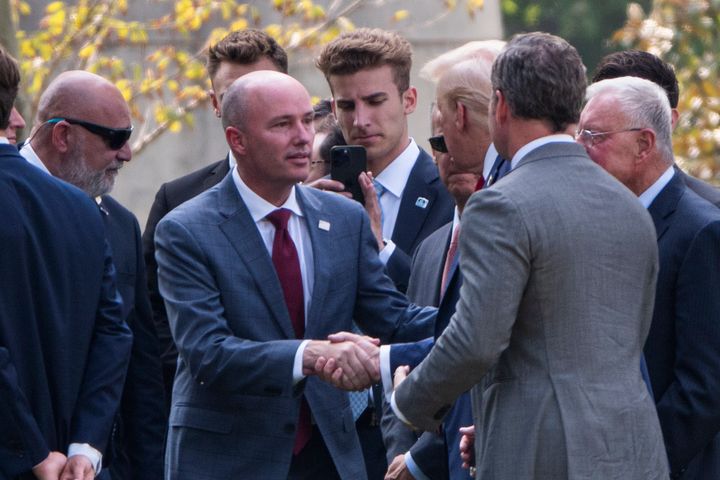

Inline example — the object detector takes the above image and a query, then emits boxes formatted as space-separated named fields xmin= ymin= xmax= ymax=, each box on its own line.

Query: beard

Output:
xmin=57 ymin=139 xmax=118 ymax=197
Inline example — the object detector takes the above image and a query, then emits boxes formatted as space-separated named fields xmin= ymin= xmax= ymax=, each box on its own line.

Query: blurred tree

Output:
xmin=501 ymin=0 xmax=652 ymax=77
xmin=2 ymin=0 xmax=485 ymax=153
xmin=613 ymin=0 xmax=720 ymax=183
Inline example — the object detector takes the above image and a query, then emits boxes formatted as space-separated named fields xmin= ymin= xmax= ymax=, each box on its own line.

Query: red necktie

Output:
xmin=266 ymin=209 xmax=311 ymax=454
xmin=440 ymin=225 xmax=460 ymax=298
xmin=475 ymin=176 xmax=485 ymax=191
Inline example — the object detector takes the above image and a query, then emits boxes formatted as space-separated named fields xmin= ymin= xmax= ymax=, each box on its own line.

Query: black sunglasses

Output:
xmin=47 ymin=117 xmax=132 ymax=150
xmin=428 ymin=134 xmax=448 ymax=154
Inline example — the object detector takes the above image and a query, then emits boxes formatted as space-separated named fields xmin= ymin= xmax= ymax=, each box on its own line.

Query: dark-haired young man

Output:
xmin=142 ymin=29 xmax=289 ymax=401
xmin=315 ymin=29 xmax=454 ymax=478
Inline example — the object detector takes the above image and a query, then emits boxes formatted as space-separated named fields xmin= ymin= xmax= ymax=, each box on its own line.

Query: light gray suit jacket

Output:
xmin=395 ymin=142 xmax=669 ymax=479
xmin=155 ymin=174 xmax=436 ymax=480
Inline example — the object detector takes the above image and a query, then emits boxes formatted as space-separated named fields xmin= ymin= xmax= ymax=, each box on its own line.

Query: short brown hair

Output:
xmin=0 ymin=47 xmax=20 ymax=130
xmin=207 ymin=29 xmax=288 ymax=79
xmin=316 ymin=28 xmax=412 ymax=93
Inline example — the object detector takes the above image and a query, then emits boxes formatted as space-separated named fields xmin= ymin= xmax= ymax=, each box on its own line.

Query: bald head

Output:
xmin=221 ymin=70 xmax=309 ymax=131
xmin=37 ymin=71 xmax=129 ymax=125
xmin=32 ymin=71 xmax=132 ymax=197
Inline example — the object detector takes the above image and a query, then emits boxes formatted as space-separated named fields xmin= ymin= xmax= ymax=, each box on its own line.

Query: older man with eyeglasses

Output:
xmin=579 ymin=75 xmax=720 ymax=480
xmin=21 ymin=70 xmax=167 ymax=480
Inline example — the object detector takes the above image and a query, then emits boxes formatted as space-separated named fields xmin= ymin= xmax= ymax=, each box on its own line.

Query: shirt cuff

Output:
xmin=391 ymin=391 xmax=413 ymax=427
xmin=378 ymin=239 xmax=396 ymax=264
xmin=405 ymin=451 xmax=432 ymax=480
xmin=293 ymin=339 xmax=311 ymax=385
xmin=380 ymin=345 xmax=393 ymax=401
xmin=68 ymin=443 xmax=102 ymax=476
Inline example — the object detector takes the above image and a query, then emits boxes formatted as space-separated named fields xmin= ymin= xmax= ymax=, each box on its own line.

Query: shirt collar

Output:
xmin=511 ymin=134 xmax=575 ymax=170
xmin=482 ymin=143 xmax=499 ymax=180
xmin=639 ymin=165 xmax=675 ymax=209
xmin=374 ymin=138 xmax=420 ymax=198
xmin=0 ymin=137 xmax=9 ymax=145
xmin=231 ymin=167 xmax=304 ymax=222
xmin=19 ymin=143 xmax=51 ymax=175
xmin=228 ymin=151 xmax=237 ymax=170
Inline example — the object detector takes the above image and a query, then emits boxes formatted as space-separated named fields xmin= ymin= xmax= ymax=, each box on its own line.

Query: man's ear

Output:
xmin=635 ymin=128 xmax=656 ymax=165
xmin=402 ymin=86 xmax=417 ymax=115
xmin=209 ymin=90 xmax=221 ymax=118
xmin=51 ymin=122 xmax=71 ymax=153
xmin=670 ymin=108 xmax=679 ymax=130
xmin=493 ymin=90 xmax=509 ymax=126
xmin=225 ymin=126 xmax=246 ymax=156
xmin=455 ymin=101 xmax=467 ymax=132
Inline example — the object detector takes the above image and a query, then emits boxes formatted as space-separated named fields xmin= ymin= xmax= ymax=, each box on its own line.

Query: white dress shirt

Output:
xmin=483 ymin=143 xmax=500 ymax=180
xmin=20 ymin=143 xmax=51 ymax=175
xmin=231 ymin=167 xmax=314 ymax=384
xmin=375 ymin=139 xmax=420 ymax=264
xmin=510 ymin=134 xmax=575 ymax=170
xmin=0 ymin=136 xmax=9 ymax=144
xmin=639 ymin=165 xmax=675 ymax=209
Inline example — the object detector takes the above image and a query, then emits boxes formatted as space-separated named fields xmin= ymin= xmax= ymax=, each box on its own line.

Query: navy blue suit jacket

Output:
xmin=645 ymin=172 xmax=720 ymax=479
xmin=0 ymin=145 xmax=132 ymax=478
xmin=100 ymin=196 xmax=166 ymax=480
xmin=385 ymin=149 xmax=454 ymax=293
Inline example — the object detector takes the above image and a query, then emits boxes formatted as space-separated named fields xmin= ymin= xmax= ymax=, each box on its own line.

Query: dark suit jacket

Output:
xmin=385 ymin=149 xmax=454 ymax=292
xmin=677 ymin=167 xmax=720 ymax=208
xmin=155 ymin=175 xmax=437 ymax=479
xmin=141 ymin=157 xmax=230 ymax=403
xmin=0 ymin=145 xmax=132 ymax=478
xmin=100 ymin=196 xmax=166 ymax=480
xmin=645 ymin=172 xmax=720 ymax=479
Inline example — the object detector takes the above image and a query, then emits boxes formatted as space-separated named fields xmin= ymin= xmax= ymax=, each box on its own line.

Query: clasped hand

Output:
xmin=303 ymin=331 xmax=380 ymax=390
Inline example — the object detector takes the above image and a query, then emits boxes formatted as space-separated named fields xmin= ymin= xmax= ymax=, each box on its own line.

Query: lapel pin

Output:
xmin=415 ymin=197 xmax=429 ymax=209
xmin=318 ymin=220 xmax=331 ymax=231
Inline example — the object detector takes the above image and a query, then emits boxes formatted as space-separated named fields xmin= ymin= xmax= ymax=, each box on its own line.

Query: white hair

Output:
xmin=420 ymin=40 xmax=506 ymax=84
xmin=587 ymin=76 xmax=673 ymax=161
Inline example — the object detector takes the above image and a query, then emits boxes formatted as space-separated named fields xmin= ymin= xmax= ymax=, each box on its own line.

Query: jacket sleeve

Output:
xmin=70 ymin=240 xmax=133 ymax=452
xmin=0 ymin=347 xmax=50 ymax=477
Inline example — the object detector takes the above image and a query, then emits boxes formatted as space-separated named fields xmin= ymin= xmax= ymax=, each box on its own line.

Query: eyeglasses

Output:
xmin=47 ymin=117 xmax=133 ymax=150
xmin=428 ymin=134 xmax=448 ymax=153
xmin=575 ymin=128 xmax=642 ymax=147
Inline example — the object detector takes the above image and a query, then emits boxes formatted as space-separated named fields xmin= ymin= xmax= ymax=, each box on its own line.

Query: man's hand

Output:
xmin=358 ymin=172 xmax=384 ymax=250
xmin=305 ymin=178 xmax=351 ymax=198
xmin=32 ymin=451 xmax=67 ymax=480
xmin=59 ymin=454 xmax=94 ymax=480
xmin=385 ymin=454 xmax=415 ymax=480
xmin=459 ymin=425 xmax=476 ymax=472
xmin=303 ymin=339 xmax=379 ymax=390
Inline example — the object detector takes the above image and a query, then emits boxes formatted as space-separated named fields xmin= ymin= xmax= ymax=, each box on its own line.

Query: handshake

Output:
xmin=302 ymin=331 xmax=380 ymax=391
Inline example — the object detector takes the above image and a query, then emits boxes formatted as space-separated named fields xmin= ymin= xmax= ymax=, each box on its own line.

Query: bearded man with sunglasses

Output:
xmin=21 ymin=70 xmax=166 ymax=480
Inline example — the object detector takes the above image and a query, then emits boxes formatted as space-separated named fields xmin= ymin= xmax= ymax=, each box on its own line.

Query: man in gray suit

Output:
xmin=155 ymin=71 xmax=436 ymax=479
xmin=390 ymin=32 xmax=669 ymax=478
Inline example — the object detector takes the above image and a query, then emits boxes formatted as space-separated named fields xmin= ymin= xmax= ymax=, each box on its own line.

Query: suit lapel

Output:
xmin=295 ymin=187 xmax=332 ymax=338
xmin=202 ymin=156 xmax=231 ymax=191
xmin=216 ymin=175 xmax=296 ymax=338
xmin=392 ymin=150 xmax=439 ymax=250
xmin=647 ymin=173 xmax=684 ymax=241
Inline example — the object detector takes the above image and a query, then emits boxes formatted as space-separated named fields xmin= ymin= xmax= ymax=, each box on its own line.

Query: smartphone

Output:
xmin=330 ymin=145 xmax=367 ymax=204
